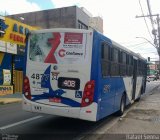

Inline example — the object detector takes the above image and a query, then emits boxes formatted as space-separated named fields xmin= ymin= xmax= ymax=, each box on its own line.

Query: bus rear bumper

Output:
xmin=22 ymin=97 xmax=97 ymax=121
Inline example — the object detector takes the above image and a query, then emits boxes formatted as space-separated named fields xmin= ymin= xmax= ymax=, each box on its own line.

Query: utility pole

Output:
xmin=136 ymin=14 xmax=160 ymax=72
xmin=146 ymin=0 xmax=157 ymax=44
xmin=157 ymin=14 xmax=160 ymax=70
xmin=136 ymin=15 xmax=160 ymax=51
xmin=157 ymin=15 xmax=160 ymax=55
xmin=136 ymin=0 xmax=160 ymax=74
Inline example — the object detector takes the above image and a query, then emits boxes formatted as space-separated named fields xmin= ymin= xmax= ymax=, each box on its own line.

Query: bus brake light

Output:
xmin=23 ymin=76 xmax=31 ymax=100
xmin=81 ymin=80 xmax=95 ymax=107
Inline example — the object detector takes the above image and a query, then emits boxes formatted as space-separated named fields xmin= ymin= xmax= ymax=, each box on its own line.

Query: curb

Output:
xmin=0 ymin=98 xmax=22 ymax=105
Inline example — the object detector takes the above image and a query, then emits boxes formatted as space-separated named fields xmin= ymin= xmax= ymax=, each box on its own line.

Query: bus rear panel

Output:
xmin=23 ymin=29 xmax=98 ymax=121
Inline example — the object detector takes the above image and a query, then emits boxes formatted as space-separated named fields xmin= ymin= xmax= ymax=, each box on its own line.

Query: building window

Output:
xmin=78 ymin=20 xmax=88 ymax=29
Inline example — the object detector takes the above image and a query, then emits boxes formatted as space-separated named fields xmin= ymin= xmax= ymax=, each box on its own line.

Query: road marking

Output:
xmin=0 ymin=116 xmax=43 ymax=130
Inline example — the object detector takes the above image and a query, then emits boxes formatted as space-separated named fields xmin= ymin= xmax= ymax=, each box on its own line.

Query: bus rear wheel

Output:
xmin=117 ymin=94 xmax=126 ymax=116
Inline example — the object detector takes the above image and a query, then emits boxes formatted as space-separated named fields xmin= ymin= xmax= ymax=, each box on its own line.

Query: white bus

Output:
xmin=23 ymin=28 xmax=147 ymax=121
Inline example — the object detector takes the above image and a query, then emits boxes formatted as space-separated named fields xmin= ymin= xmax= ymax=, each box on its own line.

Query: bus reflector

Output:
xmin=86 ymin=110 xmax=92 ymax=113
xmin=81 ymin=80 xmax=95 ymax=107
xmin=49 ymin=97 xmax=61 ymax=103
xmin=23 ymin=76 xmax=31 ymax=100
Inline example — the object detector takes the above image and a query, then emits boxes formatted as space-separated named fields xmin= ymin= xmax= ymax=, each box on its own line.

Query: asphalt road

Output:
xmin=0 ymin=81 xmax=159 ymax=140
xmin=0 ymin=102 xmax=117 ymax=140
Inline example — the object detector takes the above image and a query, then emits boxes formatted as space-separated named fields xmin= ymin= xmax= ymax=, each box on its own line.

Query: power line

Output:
xmin=142 ymin=52 xmax=157 ymax=54
xmin=131 ymin=45 xmax=157 ymax=50
xmin=126 ymin=41 xmax=148 ymax=47
xmin=146 ymin=0 xmax=158 ymax=46
xmin=146 ymin=0 xmax=155 ymax=30
xmin=138 ymin=0 xmax=154 ymax=41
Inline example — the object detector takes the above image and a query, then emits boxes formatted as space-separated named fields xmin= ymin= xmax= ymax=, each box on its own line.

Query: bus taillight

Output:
xmin=81 ymin=80 xmax=95 ymax=107
xmin=23 ymin=76 xmax=31 ymax=100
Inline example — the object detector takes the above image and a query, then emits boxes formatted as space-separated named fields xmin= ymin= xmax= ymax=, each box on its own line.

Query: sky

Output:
xmin=0 ymin=0 xmax=160 ymax=61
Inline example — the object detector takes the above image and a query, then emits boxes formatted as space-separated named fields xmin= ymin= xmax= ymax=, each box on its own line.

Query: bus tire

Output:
xmin=117 ymin=94 xmax=126 ymax=116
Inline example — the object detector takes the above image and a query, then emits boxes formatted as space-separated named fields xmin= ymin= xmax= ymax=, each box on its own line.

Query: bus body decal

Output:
xmin=29 ymin=65 xmax=81 ymax=107
xmin=44 ymin=32 xmax=61 ymax=63
xmin=31 ymin=93 xmax=81 ymax=107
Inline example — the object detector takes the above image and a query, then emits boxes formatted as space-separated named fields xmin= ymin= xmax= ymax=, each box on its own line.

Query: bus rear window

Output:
xmin=29 ymin=32 xmax=88 ymax=64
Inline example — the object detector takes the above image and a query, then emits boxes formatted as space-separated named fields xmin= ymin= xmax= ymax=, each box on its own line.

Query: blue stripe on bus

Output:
xmin=41 ymin=65 xmax=65 ymax=96
xmin=24 ymin=38 xmax=29 ymax=75
xmin=31 ymin=93 xmax=80 ymax=107
xmin=41 ymin=65 xmax=51 ymax=89
xmin=30 ymin=64 xmax=81 ymax=107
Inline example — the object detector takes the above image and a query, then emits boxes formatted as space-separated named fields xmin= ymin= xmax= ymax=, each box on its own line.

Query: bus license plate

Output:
xmin=49 ymin=97 xmax=61 ymax=103
xmin=58 ymin=77 xmax=80 ymax=90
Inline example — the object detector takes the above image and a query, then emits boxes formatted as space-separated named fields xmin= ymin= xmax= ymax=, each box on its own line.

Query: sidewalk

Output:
xmin=107 ymin=86 xmax=160 ymax=131
xmin=0 ymin=93 xmax=22 ymax=105
xmin=84 ymin=85 xmax=160 ymax=140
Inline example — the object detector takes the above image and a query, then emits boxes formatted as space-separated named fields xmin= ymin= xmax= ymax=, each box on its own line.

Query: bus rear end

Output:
xmin=23 ymin=29 xmax=98 ymax=121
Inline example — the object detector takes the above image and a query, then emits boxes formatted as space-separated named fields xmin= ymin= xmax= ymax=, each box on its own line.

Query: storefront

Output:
xmin=0 ymin=16 xmax=37 ymax=95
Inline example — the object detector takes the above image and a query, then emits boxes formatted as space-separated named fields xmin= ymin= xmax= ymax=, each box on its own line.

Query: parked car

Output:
xmin=147 ymin=75 xmax=157 ymax=82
